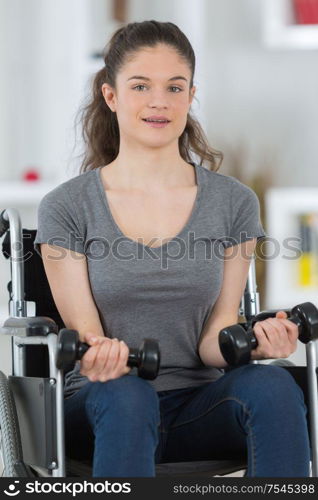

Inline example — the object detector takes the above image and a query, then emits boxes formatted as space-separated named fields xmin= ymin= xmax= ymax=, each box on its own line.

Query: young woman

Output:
xmin=34 ymin=21 xmax=310 ymax=477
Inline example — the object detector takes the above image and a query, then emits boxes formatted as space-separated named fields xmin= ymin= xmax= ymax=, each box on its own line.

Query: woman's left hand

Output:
xmin=250 ymin=311 xmax=299 ymax=361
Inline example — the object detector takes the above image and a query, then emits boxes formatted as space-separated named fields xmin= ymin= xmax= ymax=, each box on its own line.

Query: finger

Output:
xmin=267 ymin=317 xmax=297 ymax=346
xmin=101 ymin=339 xmax=121 ymax=377
xmin=262 ymin=318 xmax=292 ymax=354
xmin=255 ymin=318 xmax=283 ymax=345
xmin=253 ymin=322 xmax=273 ymax=357
xmin=117 ymin=340 xmax=131 ymax=375
xmin=275 ymin=310 xmax=288 ymax=319
xmin=259 ymin=318 xmax=296 ymax=357
xmin=81 ymin=337 xmax=109 ymax=374
xmin=80 ymin=343 xmax=101 ymax=373
xmin=264 ymin=317 xmax=288 ymax=338
xmin=275 ymin=318 xmax=299 ymax=343
xmin=83 ymin=332 xmax=103 ymax=346
xmin=93 ymin=338 xmax=114 ymax=377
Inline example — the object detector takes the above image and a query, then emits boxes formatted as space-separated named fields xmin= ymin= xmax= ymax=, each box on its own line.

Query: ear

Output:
xmin=101 ymin=83 xmax=117 ymax=112
xmin=189 ymin=85 xmax=196 ymax=107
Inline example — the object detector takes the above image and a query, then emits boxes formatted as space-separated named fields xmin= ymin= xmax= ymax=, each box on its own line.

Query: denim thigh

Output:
xmin=155 ymin=364 xmax=310 ymax=477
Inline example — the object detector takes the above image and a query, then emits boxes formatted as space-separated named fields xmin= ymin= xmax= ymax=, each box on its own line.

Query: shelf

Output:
xmin=265 ymin=188 xmax=318 ymax=309
xmin=0 ymin=182 xmax=57 ymax=206
xmin=263 ymin=0 xmax=318 ymax=49
xmin=265 ymin=23 xmax=318 ymax=49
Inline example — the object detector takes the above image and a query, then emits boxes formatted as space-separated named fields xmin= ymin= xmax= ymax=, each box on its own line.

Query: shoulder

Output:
xmin=196 ymin=163 xmax=258 ymax=200
xmin=39 ymin=168 xmax=97 ymax=207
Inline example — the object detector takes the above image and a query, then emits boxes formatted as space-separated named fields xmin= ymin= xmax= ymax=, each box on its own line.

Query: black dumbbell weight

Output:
xmin=56 ymin=329 xmax=160 ymax=380
xmin=219 ymin=301 xmax=318 ymax=366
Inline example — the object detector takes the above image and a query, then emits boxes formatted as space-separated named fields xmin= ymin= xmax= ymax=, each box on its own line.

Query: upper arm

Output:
xmin=199 ymin=179 xmax=265 ymax=341
xmin=200 ymin=238 xmax=257 ymax=340
xmin=40 ymin=243 xmax=105 ymax=341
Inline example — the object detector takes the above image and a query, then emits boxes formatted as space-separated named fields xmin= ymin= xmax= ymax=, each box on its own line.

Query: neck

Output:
xmin=106 ymin=142 xmax=194 ymax=191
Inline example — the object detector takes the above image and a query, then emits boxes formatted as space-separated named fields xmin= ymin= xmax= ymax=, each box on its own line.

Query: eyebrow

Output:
xmin=127 ymin=75 xmax=188 ymax=82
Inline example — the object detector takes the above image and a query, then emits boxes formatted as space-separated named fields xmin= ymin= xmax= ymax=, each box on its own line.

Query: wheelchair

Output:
xmin=0 ymin=207 xmax=317 ymax=478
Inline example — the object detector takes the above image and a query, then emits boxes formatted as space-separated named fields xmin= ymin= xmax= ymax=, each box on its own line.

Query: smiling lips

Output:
xmin=142 ymin=115 xmax=171 ymax=128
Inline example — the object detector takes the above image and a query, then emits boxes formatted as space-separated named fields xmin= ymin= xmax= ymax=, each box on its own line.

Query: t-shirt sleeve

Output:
xmin=33 ymin=184 xmax=85 ymax=258
xmin=223 ymin=179 xmax=267 ymax=248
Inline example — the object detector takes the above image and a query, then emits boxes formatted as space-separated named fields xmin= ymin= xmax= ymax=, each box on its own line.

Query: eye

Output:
xmin=132 ymin=84 xmax=183 ymax=92
xmin=133 ymin=84 xmax=147 ymax=91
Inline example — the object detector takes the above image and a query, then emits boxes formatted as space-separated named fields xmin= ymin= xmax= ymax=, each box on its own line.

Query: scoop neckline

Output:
xmin=95 ymin=162 xmax=203 ymax=252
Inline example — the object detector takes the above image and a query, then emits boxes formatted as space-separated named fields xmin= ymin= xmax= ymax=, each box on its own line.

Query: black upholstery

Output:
xmin=2 ymin=229 xmax=64 ymax=329
xmin=66 ymin=458 xmax=246 ymax=477
xmin=2 ymin=230 xmax=64 ymax=377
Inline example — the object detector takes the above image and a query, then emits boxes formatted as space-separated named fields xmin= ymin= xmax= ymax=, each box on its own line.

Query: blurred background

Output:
xmin=1 ymin=0 xmax=318 ymax=371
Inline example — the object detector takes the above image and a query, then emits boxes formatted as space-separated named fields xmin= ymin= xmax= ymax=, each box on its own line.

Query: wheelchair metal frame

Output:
xmin=1 ymin=207 xmax=318 ymax=477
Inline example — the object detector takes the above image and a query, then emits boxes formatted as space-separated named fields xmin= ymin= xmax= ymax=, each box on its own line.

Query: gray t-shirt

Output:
xmin=34 ymin=162 xmax=266 ymax=396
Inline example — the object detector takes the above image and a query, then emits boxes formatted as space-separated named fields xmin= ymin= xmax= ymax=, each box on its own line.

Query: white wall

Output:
xmin=0 ymin=0 xmax=113 ymax=184
xmin=129 ymin=0 xmax=318 ymax=187
xmin=2 ymin=0 xmax=317 ymax=186
xmin=204 ymin=0 xmax=318 ymax=187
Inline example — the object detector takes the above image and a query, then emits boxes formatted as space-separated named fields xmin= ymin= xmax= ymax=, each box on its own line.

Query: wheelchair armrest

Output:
xmin=1 ymin=316 xmax=59 ymax=336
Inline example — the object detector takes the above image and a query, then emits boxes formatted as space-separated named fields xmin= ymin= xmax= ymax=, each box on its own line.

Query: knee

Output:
xmin=85 ymin=374 xmax=160 ymax=421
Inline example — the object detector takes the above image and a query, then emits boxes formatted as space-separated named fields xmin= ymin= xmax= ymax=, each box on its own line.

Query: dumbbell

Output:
xmin=56 ymin=329 xmax=160 ymax=380
xmin=219 ymin=301 xmax=318 ymax=366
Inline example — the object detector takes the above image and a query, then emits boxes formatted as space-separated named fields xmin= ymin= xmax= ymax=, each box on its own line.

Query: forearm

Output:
xmin=198 ymin=332 xmax=230 ymax=369
xmin=64 ymin=319 xmax=105 ymax=343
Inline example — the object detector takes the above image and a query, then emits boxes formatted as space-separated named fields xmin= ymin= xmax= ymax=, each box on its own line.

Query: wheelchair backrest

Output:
xmin=2 ymin=229 xmax=65 ymax=377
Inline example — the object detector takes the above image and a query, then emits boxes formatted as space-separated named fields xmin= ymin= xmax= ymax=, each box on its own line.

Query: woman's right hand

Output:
xmin=79 ymin=332 xmax=132 ymax=382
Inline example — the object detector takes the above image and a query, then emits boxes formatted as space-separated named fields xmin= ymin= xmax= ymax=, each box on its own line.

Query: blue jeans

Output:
xmin=64 ymin=364 xmax=310 ymax=477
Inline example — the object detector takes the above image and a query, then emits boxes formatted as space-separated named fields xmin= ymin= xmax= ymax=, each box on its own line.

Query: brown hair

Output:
xmin=77 ymin=20 xmax=223 ymax=173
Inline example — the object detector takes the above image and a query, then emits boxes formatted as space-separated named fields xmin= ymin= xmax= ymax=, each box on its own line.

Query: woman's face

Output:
xmin=102 ymin=43 xmax=196 ymax=150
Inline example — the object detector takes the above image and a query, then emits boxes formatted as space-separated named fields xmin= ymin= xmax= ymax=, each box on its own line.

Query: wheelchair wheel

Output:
xmin=0 ymin=371 xmax=23 ymax=477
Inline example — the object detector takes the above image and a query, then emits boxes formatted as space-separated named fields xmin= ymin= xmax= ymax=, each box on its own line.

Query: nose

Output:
xmin=147 ymin=88 xmax=169 ymax=109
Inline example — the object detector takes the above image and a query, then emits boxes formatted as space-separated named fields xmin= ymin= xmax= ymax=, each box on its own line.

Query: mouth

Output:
xmin=142 ymin=118 xmax=171 ymax=128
